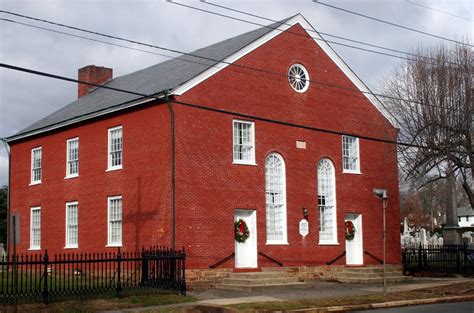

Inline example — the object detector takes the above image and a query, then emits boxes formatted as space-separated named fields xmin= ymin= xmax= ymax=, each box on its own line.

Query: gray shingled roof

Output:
xmin=458 ymin=206 xmax=474 ymax=217
xmin=10 ymin=16 xmax=294 ymax=141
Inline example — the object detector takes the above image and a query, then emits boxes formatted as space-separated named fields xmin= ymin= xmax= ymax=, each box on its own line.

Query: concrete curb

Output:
xmin=286 ymin=295 xmax=474 ymax=312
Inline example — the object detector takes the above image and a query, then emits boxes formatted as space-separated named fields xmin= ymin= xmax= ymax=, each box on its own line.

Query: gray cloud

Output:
xmin=0 ymin=0 xmax=472 ymax=185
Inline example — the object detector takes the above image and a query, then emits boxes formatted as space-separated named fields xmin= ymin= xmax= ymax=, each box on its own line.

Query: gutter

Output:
xmin=163 ymin=91 xmax=176 ymax=252
xmin=5 ymin=94 xmax=165 ymax=144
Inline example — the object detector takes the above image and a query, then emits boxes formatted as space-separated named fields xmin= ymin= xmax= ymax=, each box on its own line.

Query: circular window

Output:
xmin=288 ymin=64 xmax=309 ymax=93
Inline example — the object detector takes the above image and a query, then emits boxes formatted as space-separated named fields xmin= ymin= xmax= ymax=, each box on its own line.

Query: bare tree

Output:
xmin=384 ymin=42 xmax=473 ymax=207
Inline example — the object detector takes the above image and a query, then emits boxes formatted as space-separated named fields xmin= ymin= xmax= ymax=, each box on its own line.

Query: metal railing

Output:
xmin=0 ymin=246 xmax=186 ymax=304
xmin=402 ymin=243 xmax=474 ymax=277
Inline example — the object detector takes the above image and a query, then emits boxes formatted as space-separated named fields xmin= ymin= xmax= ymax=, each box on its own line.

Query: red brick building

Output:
xmin=7 ymin=15 xmax=400 ymax=281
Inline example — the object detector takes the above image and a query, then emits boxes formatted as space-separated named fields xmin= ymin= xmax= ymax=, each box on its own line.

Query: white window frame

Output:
xmin=30 ymin=147 xmax=42 ymax=185
xmin=342 ymin=136 xmax=361 ymax=174
xmin=232 ymin=120 xmax=256 ymax=165
xmin=65 ymin=137 xmax=79 ymax=178
xmin=29 ymin=206 xmax=41 ymax=250
xmin=107 ymin=126 xmax=123 ymax=171
xmin=265 ymin=153 xmax=288 ymax=245
xmin=317 ymin=158 xmax=339 ymax=245
xmin=107 ymin=196 xmax=122 ymax=247
xmin=65 ymin=201 xmax=79 ymax=249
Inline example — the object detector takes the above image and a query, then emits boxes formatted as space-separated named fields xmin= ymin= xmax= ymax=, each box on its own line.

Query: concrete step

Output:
xmin=215 ymin=282 xmax=308 ymax=292
xmin=337 ymin=271 xmax=404 ymax=279
xmin=229 ymin=272 xmax=286 ymax=279
xmin=221 ymin=277 xmax=299 ymax=285
xmin=341 ymin=267 xmax=400 ymax=274
xmin=337 ymin=276 xmax=412 ymax=284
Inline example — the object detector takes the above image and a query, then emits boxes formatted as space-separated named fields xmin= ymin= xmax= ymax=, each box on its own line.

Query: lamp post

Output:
xmin=373 ymin=188 xmax=387 ymax=296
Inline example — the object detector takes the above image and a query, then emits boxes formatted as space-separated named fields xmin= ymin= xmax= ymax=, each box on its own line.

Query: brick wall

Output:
xmin=9 ymin=23 xmax=400 ymax=270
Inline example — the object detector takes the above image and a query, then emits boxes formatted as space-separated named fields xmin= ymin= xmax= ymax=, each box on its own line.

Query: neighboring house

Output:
xmin=6 ymin=14 xmax=400 ymax=283
xmin=458 ymin=206 xmax=474 ymax=227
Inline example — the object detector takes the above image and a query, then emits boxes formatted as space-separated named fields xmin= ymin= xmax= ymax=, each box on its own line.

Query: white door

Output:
xmin=345 ymin=214 xmax=363 ymax=265
xmin=234 ymin=209 xmax=258 ymax=268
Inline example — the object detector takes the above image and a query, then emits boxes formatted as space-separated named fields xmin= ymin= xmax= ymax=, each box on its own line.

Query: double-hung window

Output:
xmin=318 ymin=159 xmax=338 ymax=244
xmin=233 ymin=120 xmax=255 ymax=164
xmin=342 ymin=136 xmax=360 ymax=173
xmin=66 ymin=138 xmax=79 ymax=178
xmin=31 ymin=147 xmax=42 ymax=184
xmin=108 ymin=126 xmax=123 ymax=170
xmin=65 ymin=202 xmax=78 ymax=248
xmin=30 ymin=207 xmax=41 ymax=250
xmin=107 ymin=196 xmax=122 ymax=246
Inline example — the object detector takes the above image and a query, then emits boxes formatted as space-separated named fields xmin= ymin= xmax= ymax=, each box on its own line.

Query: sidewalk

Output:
xmin=103 ymin=276 xmax=474 ymax=312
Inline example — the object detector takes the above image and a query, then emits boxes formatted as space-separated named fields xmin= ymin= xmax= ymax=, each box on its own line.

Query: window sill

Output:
xmin=29 ymin=181 xmax=42 ymax=186
xmin=232 ymin=161 xmax=257 ymax=166
xmin=106 ymin=166 xmax=123 ymax=172
xmin=64 ymin=175 xmax=79 ymax=180
xmin=266 ymin=241 xmax=289 ymax=245
xmin=64 ymin=246 xmax=78 ymax=249
xmin=28 ymin=247 xmax=41 ymax=251
xmin=318 ymin=241 xmax=339 ymax=246
xmin=342 ymin=170 xmax=362 ymax=175
xmin=106 ymin=244 xmax=122 ymax=248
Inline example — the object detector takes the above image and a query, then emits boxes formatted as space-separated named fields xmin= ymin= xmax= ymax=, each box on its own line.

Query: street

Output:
xmin=350 ymin=301 xmax=474 ymax=313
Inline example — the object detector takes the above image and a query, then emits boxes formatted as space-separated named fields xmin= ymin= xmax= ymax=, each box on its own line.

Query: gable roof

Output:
xmin=8 ymin=16 xmax=294 ymax=142
xmin=8 ymin=14 xmax=394 ymax=142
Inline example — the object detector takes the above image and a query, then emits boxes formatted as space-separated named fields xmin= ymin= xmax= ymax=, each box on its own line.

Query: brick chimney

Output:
xmin=78 ymin=65 xmax=113 ymax=98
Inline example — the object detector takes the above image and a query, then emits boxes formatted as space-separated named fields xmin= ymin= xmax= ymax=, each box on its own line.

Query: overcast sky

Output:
xmin=0 ymin=0 xmax=472 ymax=186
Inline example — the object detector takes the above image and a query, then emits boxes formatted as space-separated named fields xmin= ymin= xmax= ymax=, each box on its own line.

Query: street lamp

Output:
xmin=373 ymin=188 xmax=388 ymax=296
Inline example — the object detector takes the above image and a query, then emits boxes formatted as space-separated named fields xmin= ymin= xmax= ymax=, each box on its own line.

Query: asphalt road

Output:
xmin=350 ymin=301 xmax=474 ymax=313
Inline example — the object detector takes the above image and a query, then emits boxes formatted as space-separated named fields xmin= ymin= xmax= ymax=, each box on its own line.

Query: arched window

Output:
xmin=265 ymin=153 xmax=287 ymax=244
xmin=317 ymin=158 xmax=337 ymax=244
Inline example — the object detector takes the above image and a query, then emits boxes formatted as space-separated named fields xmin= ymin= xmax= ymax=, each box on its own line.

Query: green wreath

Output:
xmin=345 ymin=221 xmax=356 ymax=241
xmin=234 ymin=219 xmax=250 ymax=243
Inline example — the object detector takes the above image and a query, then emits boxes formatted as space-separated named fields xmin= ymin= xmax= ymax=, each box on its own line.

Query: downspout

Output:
xmin=0 ymin=138 xmax=10 ymax=257
xmin=163 ymin=91 xmax=175 ymax=252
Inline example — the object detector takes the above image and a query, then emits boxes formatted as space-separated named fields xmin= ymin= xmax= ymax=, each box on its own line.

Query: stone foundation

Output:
xmin=186 ymin=264 xmax=402 ymax=291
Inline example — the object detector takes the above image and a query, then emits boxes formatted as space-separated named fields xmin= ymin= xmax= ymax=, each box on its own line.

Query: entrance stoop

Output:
xmin=216 ymin=271 xmax=307 ymax=291
xmin=336 ymin=266 xmax=412 ymax=284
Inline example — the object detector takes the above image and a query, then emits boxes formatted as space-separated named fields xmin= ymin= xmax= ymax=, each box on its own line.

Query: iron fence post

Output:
xmin=42 ymin=250 xmax=49 ymax=304
xmin=181 ymin=248 xmax=186 ymax=296
xmin=401 ymin=248 xmax=406 ymax=275
xmin=417 ymin=245 xmax=422 ymax=271
xmin=116 ymin=248 xmax=122 ymax=297
xmin=141 ymin=248 xmax=148 ymax=286
xmin=463 ymin=242 xmax=468 ymax=277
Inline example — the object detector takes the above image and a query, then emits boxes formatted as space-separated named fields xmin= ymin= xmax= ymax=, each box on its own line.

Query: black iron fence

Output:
xmin=0 ymin=246 xmax=186 ymax=304
xmin=402 ymin=243 xmax=474 ymax=276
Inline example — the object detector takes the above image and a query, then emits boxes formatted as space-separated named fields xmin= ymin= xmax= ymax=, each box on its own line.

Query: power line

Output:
xmin=199 ymin=0 xmax=449 ymax=65
xmin=313 ymin=1 xmax=473 ymax=47
xmin=405 ymin=0 xmax=473 ymax=23
xmin=0 ymin=16 xmax=462 ymax=115
xmin=0 ymin=62 xmax=461 ymax=153
xmin=169 ymin=1 xmax=459 ymax=67
xmin=0 ymin=10 xmax=432 ymax=107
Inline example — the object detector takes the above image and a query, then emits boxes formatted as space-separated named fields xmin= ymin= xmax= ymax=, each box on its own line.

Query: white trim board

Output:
xmin=172 ymin=14 xmax=395 ymax=127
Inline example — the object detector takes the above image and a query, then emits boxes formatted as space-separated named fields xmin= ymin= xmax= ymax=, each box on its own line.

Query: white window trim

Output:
xmin=107 ymin=196 xmax=123 ymax=247
xmin=232 ymin=120 xmax=256 ymax=165
xmin=318 ymin=159 xmax=339 ymax=245
xmin=65 ymin=201 xmax=79 ymax=249
xmin=30 ymin=147 xmax=42 ymax=185
xmin=107 ymin=126 xmax=123 ymax=171
xmin=288 ymin=63 xmax=310 ymax=93
xmin=265 ymin=153 xmax=288 ymax=245
xmin=29 ymin=206 xmax=41 ymax=250
xmin=65 ymin=137 xmax=79 ymax=179
xmin=342 ymin=136 xmax=361 ymax=174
